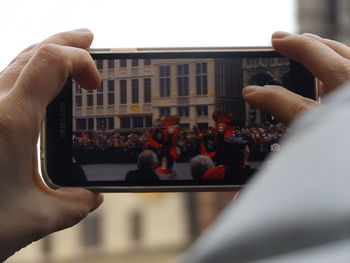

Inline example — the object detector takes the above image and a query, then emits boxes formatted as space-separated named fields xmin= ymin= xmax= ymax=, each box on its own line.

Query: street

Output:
xmin=82 ymin=161 xmax=262 ymax=181
xmin=82 ymin=162 xmax=193 ymax=181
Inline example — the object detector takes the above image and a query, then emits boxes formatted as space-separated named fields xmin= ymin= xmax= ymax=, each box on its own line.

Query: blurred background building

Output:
xmin=7 ymin=0 xmax=350 ymax=262
xmin=298 ymin=0 xmax=350 ymax=44
xmin=7 ymin=192 xmax=237 ymax=263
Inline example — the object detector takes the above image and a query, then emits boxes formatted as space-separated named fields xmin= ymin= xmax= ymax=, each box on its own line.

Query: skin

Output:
xmin=0 ymin=29 xmax=103 ymax=261
xmin=1 ymin=30 xmax=350 ymax=261
xmin=243 ymin=31 xmax=350 ymax=125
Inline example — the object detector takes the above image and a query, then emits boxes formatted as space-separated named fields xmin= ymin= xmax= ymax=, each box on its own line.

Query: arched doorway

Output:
xmin=246 ymin=72 xmax=278 ymax=125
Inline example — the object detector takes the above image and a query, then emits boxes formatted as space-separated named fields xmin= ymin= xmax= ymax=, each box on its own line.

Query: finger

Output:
xmin=272 ymin=32 xmax=350 ymax=94
xmin=32 ymin=149 xmax=103 ymax=213
xmin=302 ymin=33 xmax=350 ymax=59
xmin=41 ymin=28 xmax=94 ymax=48
xmin=1 ymin=44 xmax=37 ymax=74
xmin=13 ymin=44 xmax=100 ymax=118
xmin=56 ymin=188 xmax=104 ymax=212
xmin=0 ymin=44 xmax=37 ymax=95
xmin=318 ymin=81 xmax=326 ymax=97
xmin=33 ymin=187 xmax=103 ymax=236
xmin=33 ymin=170 xmax=103 ymax=215
xmin=8 ymin=28 xmax=93 ymax=69
xmin=52 ymin=190 xmax=102 ymax=235
xmin=302 ymin=34 xmax=350 ymax=94
xmin=0 ymin=29 xmax=94 ymax=92
xmin=243 ymin=85 xmax=318 ymax=125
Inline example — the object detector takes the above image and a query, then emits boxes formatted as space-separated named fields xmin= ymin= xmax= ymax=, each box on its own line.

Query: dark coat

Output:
xmin=125 ymin=169 xmax=160 ymax=183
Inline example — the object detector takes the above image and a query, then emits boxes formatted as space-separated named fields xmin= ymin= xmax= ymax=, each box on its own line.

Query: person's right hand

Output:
xmin=243 ymin=32 xmax=350 ymax=125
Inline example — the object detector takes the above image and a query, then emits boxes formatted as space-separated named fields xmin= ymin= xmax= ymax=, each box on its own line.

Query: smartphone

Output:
xmin=41 ymin=47 xmax=318 ymax=192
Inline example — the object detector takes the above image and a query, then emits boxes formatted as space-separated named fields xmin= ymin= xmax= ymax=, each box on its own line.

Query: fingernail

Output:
xmin=97 ymin=193 xmax=104 ymax=205
xmin=302 ymin=33 xmax=322 ymax=40
xmin=74 ymin=28 xmax=91 ymax=33
xmin=90 ymin=194 xmax=104 ymax=212
xmin=272 ymin=31 xmax=292 ymax=39
xmin=242 ymin=85 xmax=261 ymax=96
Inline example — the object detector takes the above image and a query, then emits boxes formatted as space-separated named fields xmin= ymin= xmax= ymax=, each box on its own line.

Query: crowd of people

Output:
xmin=73 ymin=123 xmax=287 ymax=165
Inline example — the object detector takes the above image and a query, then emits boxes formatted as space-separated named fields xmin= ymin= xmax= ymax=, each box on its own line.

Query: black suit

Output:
xmin=125 ymin=169 xmax=160 ymax=183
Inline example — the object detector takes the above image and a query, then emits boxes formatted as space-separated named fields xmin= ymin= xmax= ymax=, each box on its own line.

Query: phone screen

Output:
xmin=45 ymin=50 xmax=316 ymax=190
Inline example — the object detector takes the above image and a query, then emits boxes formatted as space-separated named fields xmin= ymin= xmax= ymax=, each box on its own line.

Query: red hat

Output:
xmin=212 ymin=111 xmax=235 ymax=124
xmin=161 ymin=115 xmax=180 ymax=127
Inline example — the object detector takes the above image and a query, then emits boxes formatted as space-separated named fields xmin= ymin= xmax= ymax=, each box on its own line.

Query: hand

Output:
xmin=0 ymin=29 xmax=103 ymax=261
xmin=243 ymin=32 xmax=350 ymax=125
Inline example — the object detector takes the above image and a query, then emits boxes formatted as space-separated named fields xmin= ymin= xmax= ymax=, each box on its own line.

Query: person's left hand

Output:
xmin=0 ymin=29 xmax=103 ymax=261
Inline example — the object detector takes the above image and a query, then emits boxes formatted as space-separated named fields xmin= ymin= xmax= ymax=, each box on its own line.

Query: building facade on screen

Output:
xmin=72 ymin=56 xmax=289 ymax=133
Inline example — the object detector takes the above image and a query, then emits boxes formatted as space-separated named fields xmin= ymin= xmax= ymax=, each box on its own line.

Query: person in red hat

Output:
xmin=144 ymin=118 xmax=163 ymax=155
xmin=145 ymin=115 xmax=181 ymax=176
xmin=201 ymin=111 xmax=254 ymax=181
xmin=211 ymin=111 xmax=236 ymax=164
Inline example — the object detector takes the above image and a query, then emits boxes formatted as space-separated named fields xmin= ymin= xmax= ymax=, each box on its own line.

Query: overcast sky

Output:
xmin=0 ymin=0 xmax=296 ymax=70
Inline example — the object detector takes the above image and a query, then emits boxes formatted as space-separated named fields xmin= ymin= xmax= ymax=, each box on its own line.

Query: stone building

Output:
xmin=152 ymin=58 xmax=243 ymax=130
xmin=73 ymin=58 xmax=154 ymax=133
xmin=242 ymin=57 xmax=290 ymax=125
xmin=298 ymin=0 xmax=350 ymax=44
xmin=73 ymin=57 xmax=244 ymax=133
xmin=73 ymin=56 xmax=291 ymax=133
xmin=7 ymin=193 xmax=190 ymax=263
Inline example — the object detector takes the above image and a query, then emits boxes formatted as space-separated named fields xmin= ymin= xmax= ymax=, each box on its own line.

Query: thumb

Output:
xmin=242 ymin=85 xmax=318 ymax=125
xmin=46 ymin=188 xmax=104 ymax=233
xmin=31 ymin=150 xmax=104 ymax=234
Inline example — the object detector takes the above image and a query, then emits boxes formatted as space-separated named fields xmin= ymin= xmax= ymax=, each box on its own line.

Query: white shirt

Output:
xmin=180 ymin=84 xmax=350 ymax=263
